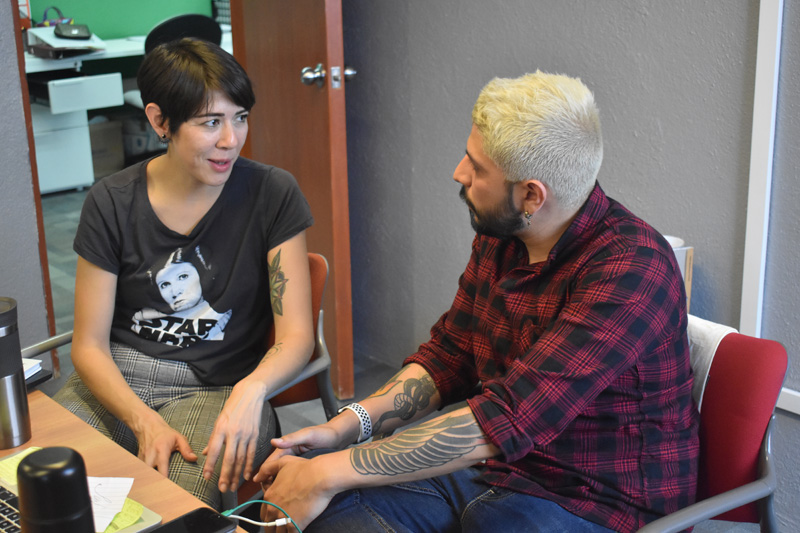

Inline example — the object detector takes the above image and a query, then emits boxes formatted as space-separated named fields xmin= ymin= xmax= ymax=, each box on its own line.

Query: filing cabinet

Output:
xmin=30 ymin=103 xmax=93 ymax=194
xmin=28 ymin=72 xmax=124 ymax=193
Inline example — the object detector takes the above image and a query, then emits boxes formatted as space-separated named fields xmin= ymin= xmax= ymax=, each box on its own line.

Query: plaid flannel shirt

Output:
xmin=405 ymin=184 xmax=699 ymax=532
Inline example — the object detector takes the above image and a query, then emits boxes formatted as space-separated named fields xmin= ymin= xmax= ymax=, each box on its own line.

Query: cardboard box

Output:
xmin=89 ymin=120 xmax=125 ymax=180
xmin=122 ymin=115 xmax=164 ymax=159
xmin=668 ymin=240 xmax=694 ymax=312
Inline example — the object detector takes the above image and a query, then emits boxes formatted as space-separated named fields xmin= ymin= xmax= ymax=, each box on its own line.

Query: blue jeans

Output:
xmin=305 ymin=466 xmax=615 ymax=533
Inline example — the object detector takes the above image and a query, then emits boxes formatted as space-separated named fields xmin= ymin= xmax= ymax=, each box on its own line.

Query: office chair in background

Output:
xmin=638 ymin=315 xmax=787 ymax=532
xmin=122 ymin=13 xmax=223 ymax=108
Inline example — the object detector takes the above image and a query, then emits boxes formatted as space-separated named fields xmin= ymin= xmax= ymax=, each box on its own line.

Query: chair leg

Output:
xmin=760 ymin=493 xmax=778 ymax=533
xmin=316 ymin=368 xmax=340 ymax=420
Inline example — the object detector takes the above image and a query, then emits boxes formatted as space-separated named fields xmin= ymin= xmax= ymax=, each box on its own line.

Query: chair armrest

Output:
xmin=638 ymin=418 xmax=777 ymax=532
xmin=637 ymin=477 xmax=775 ymax=532
xmin=264 ymin=310 xmax=334 ymax=406
xmin=21 ymin=331 xmax=73 ymax=358
xmin=265 ymin=356 xmax=331 ymax=401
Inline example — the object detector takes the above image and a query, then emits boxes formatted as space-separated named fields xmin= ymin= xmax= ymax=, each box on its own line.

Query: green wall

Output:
xmin=28 ymin=0 xmax=212 ymax=39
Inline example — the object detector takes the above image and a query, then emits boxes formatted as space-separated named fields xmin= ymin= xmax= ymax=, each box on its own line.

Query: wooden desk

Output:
xmin=0 ymin=391 xmax=246 ymax=531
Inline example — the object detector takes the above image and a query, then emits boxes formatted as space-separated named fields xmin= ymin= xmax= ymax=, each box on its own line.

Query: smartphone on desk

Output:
xmin=151 ymin=507 xmax=237 ymax=533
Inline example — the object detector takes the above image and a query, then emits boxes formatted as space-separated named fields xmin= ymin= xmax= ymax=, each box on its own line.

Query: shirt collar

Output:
xmin=543 ymin=182 xmax=609 ymax=263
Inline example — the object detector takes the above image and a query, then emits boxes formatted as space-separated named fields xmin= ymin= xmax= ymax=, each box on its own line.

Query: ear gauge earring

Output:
xmin=524 ymin=210 xmax=533 ymax=227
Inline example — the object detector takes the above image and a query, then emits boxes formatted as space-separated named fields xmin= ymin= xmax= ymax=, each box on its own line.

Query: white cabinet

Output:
xmin=41 ymin=72 xmax=124 ymax=114
xmin=28 ymin=72 xmax=123 ymax=194
xmin=31 ymin=103 xmax=93 ymax=194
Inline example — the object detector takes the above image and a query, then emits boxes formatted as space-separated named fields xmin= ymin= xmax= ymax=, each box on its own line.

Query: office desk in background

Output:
xmin=0 ymin=391 xmax=246 ymax=532
xmin=24 ymin=32 xmax=233 ymax=74
xmin=24 ymin=32 xmax=233 ymax=194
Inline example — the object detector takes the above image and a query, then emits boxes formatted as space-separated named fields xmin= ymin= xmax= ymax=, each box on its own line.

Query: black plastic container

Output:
xmin=17 ymin=447 xmax=94 ymax=533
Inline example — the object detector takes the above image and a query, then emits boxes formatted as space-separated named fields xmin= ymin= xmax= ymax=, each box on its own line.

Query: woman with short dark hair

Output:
xmin=54 ymin=38 xmax=315 ymax=509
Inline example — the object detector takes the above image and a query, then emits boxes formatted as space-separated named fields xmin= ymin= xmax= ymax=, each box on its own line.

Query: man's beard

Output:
xmin=459 ymin=185 xmax=524 ymax=239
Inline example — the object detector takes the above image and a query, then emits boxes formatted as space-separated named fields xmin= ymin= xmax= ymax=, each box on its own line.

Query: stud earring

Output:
xmin=159 ymin=133 xmax=169 ymax=145
xmin=524 ymin=210 xmax=532 ymax=226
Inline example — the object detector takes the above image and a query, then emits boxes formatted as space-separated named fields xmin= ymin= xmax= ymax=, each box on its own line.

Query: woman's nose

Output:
xmin=217 ymin=122 xmax=238 ymax=148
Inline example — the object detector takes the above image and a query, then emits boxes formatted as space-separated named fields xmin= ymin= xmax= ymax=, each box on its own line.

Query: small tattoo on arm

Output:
xmin=350 ymin=412 xmax=484 ymax=476
xmin=371 ymin=375 xmax=436 ymax=435
xmin=269 ymin=250 xmax=289 ymax=316
xmin=259 ymin=342 xmax=283 ymax=365
xmin=368 ymin=369 xmax=405 ymax=399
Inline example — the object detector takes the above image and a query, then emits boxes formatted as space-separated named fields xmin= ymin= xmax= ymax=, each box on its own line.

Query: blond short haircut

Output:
xmin=472 ymin=71 xmax=603 ymax=210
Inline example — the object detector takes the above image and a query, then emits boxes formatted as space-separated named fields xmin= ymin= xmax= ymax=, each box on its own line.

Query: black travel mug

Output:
xmin=17 ymin=447 xmax=95 ymax=533
xmin=0 ymin=297 xmax=31 ymax=449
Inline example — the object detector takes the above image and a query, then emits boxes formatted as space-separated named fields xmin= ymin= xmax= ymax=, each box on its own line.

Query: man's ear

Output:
xmin=144 ymin=103 xmax=169 ymax=138
xmin=521 ymin=179 xmax=548 ymax=213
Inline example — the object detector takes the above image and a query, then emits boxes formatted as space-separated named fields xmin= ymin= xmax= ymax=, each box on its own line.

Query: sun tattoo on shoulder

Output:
xmin=269 ymin=250 xmax=289 ymax=316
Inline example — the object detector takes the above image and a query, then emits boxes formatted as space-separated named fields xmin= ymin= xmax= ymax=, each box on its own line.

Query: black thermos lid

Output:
xmin=17 ymin=447 xmax=95 ymax=532
xmin=0 ymin=298 xmax=17 ymax=330
xmin=0 ymin=297 xmax=22 ymax=377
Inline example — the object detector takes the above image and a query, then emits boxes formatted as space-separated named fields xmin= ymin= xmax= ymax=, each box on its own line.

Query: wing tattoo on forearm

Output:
xmin=350 ymin=412 xmax=485 ymax=476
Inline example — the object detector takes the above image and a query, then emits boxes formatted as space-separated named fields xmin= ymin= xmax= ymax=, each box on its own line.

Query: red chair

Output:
xmin=638 ymin=315 xmax=787 ymax=532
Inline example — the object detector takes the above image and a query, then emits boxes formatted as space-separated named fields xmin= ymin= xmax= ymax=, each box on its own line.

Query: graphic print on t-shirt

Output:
xmin=130 ymin=246 xmax=232 ymax=348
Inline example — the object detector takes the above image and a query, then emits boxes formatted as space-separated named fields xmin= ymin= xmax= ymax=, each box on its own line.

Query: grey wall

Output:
xmin=0 ymin=1 xmax=50 ymax=347
xmin=766 ymin=0 xmax=799 ymax=392
xmin=342 ymin=0 xmax=798 ymax=529
xmin=765 ymin=0 xmax=800 ymax=511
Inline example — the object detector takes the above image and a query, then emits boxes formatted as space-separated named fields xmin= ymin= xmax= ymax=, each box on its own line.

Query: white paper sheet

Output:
xmin=87 ymin=476 xmax=134 ymax=532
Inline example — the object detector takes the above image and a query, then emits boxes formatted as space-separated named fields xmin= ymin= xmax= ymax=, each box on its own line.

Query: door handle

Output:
xmin=301 ymin=64 xmax=326 ymax=88
xmin=301 ymin=63 xmax=356 ymax=89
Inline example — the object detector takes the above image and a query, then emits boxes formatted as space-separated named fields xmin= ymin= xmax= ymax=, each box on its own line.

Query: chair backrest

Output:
xmin=144 ymin=14 xmax=222 ymax=54
xmin=269 ymin=253 xmax=329 ymax=407
xmin=688 ymin=317 xmax=787 ymax=522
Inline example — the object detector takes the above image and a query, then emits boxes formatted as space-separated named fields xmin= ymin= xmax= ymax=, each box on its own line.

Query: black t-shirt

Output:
xmin=73 ymin=157 xmax=314 ymax=385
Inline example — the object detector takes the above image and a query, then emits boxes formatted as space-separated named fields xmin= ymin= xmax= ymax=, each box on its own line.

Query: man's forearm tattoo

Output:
xmin=259 ymin=342 xmax=283 ymax=366
xmin=371 ymin=375 xmax=436 ymax=435
xmin=268 ymin=250 xmax=289 ymax=316
xmin=369 ymin=368 xmax=405 ymax=398
xmin=350 ymin=412 xmax=484 ymax=476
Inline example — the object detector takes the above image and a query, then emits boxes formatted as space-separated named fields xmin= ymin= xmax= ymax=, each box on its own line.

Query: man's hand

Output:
xmin=255 ymin=423 xmax=345 ymax=478
xmin=202 ymin=379 xmax=269 ymax=492
xmin=134 ymin=415 xmax=197 ymax=477
xmin=258 ymin=455 xmax=336 ymax=532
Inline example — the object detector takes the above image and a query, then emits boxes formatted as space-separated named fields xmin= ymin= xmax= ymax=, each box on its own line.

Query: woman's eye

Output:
xmin=204 ymin=119 xmax=221 ymax=127
xmin=178 ymin=273 xmax=189 ymax=281
xmin=159 ymin=282 xmax=170 ymax=290
xmin=236 ymin=114 xmax=249 ymax=123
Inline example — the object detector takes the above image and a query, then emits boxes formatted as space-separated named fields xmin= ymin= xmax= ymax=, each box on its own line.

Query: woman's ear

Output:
xmin=144 ymin=103 xmax=169 ymax=138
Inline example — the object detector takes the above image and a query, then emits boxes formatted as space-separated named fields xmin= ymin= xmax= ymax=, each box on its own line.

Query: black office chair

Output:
xmin=123 ymin=14 xmax=223 ymax=109
xmin=144 ymin=13 xmax=222 ymax=54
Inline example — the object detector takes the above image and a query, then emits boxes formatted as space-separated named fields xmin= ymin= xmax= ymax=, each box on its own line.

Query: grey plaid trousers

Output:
xmin=53 ymin=342 xmax=276 ymax=510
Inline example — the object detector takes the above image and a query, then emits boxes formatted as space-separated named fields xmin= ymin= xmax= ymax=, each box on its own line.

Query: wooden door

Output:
xmin=231 ymin=0 xmax=353 ymax=399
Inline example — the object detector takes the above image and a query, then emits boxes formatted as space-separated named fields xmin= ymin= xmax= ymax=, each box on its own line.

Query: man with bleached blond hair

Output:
xmin=255 ymin=71 xmax=698 ymax=533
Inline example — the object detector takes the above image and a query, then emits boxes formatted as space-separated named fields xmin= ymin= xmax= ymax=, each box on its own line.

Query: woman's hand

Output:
xmin=202 ymin=378 xmax=269 ymax=492
xmin=133 ymin=412 xmax=197 ymax=477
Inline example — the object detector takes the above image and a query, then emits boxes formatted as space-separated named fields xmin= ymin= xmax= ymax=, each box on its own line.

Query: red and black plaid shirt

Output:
xmin=406 ymin=184 xmax=699 ymax=532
